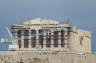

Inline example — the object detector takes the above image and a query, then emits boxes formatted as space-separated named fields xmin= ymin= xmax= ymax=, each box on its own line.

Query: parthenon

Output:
xmin=11 ymin=18 xmax=91 ymax=53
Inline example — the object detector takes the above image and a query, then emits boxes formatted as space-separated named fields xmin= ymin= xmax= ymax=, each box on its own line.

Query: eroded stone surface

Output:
xmin=0 ymin=51 xmax=96 ymax=63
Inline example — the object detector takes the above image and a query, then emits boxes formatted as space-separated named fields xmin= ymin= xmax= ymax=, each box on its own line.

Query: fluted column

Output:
xmin=21 ymin=30 xmax=24 ymax=49
xmin=67 ymin=27 xmax=76 ymax=51
xmin=50 ymin=30 xmax=54 ymax=49
xmin=58 ymin=31 xmax=61 ymax=49
xmin=29 ymin=30 xmax=31 ymax=48
xmin=64 ymin=30 xmax=68 ymax=48
xmin=43 ymin=31 xmax=47 ymax=49
xmin=13 ymin=29 xmax=19 ymax=50
xmin=36 ymin=29 xmax=40 ymax=49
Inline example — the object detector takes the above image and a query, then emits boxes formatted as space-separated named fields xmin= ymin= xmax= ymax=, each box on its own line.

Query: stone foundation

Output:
xmin=0 ymin=51 xmax=96 ymax=63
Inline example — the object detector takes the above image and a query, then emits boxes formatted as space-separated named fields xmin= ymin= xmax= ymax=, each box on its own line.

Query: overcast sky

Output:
xmin=0 ymin=0 xmax=96 ymax=51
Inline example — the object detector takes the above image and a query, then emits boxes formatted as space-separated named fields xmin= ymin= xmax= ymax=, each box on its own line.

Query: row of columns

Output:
xmin=12 ymin=28 xmax=73 ymax=50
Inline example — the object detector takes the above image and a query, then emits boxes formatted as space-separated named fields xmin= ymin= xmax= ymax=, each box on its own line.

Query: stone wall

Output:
xmin=0 ymin=51 xmax=96 ymax=63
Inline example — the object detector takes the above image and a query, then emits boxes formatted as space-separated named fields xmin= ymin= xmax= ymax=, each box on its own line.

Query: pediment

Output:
xmin=23 ymin=18 xmax=59 ymax=24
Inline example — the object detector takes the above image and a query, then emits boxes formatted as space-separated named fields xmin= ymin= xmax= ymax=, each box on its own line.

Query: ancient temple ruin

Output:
xmin=11 ymin=18 xmax=91 ymax=53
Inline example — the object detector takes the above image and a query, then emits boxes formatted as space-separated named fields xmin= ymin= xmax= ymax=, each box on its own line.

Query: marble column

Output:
xmin=67 ymin=27 xmax=75 ymax=51
xmin=28 ymin=30 xmax=32 ymax=48
xmin=14 ymin=29 xmax=18 ymax=45
xmin=21 ymin=30 xmax=24 ymax=49
xmin=36 ymin=29 xmax=40 ymax=49
xmin=50 ymin=29 xmax=54 ymax=49
xmin=58 ymin=31 xmax=61 ymax=48
xmin=13 ymin=29 xmax=19 ymax=50
xmin=43 ymin=30 xmax=47 ymax=49
xmin=64 ymin=30 xmax=68 ymax=48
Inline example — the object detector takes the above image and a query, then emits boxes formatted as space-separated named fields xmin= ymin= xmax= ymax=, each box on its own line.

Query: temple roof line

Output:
xmin=23 ymin=18 xmax=59 ymax=25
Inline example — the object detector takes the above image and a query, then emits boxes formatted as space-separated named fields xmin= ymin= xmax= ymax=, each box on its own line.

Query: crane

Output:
xmin=6 ymin=27 xmax=18 ymax=51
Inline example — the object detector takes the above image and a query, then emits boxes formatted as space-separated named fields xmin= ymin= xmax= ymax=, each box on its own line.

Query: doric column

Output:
xmin=64 ymin=30 xmax=68 ymax=48
xmin=50 ymin=29 xmax=54 ymax=49
xmin=67 ymin=27 xmax=76 ymax=50
xmin=21 ymin=30 xmax=24 ymax=49
xmin=43 ymin=30 xmax=47 ymax=49
xmin=36 ymin=29 xmax=40 ymax=49
xmin=58 ymin=31 xmax=61 ymax=49
xmin=13 ymin=29 xmax=19 ymax=49
xmin=28 ymin=30 xmax=31 ymax=48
